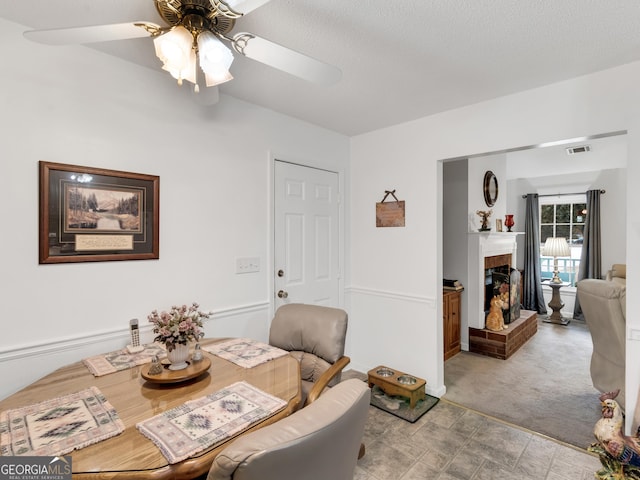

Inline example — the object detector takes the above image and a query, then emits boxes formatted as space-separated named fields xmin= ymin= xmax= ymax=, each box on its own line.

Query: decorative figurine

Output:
xmin=485 ymin=296 xmax=508 ymax=332
xmin=590 ymin=389 xmax=640 ymax=479
xmin=476 ymin=210 xmax=492 ymax=231
xmin=147 ymin=355 xmax=164 ymax=375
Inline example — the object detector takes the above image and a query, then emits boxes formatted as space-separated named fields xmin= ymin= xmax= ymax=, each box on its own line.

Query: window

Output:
xmin=540 ymin=202 xmax=587 ymax=245
xmin=539 ymin=198 xmax=586 ymax=286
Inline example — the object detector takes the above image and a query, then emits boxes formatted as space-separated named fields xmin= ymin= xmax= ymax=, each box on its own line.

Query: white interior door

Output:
xmin=274 ymin=160 xmax=340 ymax=308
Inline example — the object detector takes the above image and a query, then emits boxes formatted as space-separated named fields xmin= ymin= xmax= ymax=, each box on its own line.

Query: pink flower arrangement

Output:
xmin=148 ymin=302 xmax=209 ymax=351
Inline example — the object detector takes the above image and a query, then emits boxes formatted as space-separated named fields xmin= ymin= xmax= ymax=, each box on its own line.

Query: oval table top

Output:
xmin=0 ymin=338 xmax=301 ymax=480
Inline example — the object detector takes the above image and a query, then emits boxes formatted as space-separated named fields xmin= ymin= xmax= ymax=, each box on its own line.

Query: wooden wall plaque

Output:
xmin=376 ymin=190 xmax=405 ymax=227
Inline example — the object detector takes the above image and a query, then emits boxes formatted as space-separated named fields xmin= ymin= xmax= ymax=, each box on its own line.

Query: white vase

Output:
xmin=167 ymin=343 xmax=190 ymax=370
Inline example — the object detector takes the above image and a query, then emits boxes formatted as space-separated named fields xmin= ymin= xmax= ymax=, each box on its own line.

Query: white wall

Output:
xmin=467 ymin=154 xmax=508 ymax=232
xmin=0 ymin=18 xmax=349 ymax=400
xmin=350 ymin=60 xmax=640 ymax=430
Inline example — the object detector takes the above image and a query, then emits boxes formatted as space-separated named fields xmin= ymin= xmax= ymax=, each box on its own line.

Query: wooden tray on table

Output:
xmin=141 ymin=357 xmax=211 ymax=384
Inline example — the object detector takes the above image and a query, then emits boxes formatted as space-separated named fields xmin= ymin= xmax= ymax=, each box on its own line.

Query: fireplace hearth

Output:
xmin=469 ymin=310 xmax=537 ymax=359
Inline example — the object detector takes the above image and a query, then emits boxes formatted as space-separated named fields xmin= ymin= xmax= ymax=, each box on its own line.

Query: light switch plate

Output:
xmin=236 ymin=257 xmax=260 ymax=274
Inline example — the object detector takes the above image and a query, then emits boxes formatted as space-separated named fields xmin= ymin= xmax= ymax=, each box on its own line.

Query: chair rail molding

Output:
xmin=0 ymin=301 xmax=270 ymax=364
xmin=346 ymin=285 xmax=436 ymax=308
xmin=0 ymin=301 xmax=271 ymax=400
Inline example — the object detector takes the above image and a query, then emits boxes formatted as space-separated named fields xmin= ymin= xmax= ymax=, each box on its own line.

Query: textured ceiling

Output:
xmin=2 ymin=0 xmax=640 ymax=136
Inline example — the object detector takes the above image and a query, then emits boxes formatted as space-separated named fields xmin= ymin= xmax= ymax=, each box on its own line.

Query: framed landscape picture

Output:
xmin=39 ymin=161 xmax=159 ymax=264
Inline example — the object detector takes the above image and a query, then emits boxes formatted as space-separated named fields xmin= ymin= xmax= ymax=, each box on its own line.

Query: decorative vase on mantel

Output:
xmin=504 ymin=214 xmax=515 ymax=232
xmin=166 ymin=343 xmax=190 ymax=370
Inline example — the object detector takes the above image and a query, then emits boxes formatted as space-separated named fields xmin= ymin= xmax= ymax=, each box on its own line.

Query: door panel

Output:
xmin=274 ymin=161 xmax=339 ymax=308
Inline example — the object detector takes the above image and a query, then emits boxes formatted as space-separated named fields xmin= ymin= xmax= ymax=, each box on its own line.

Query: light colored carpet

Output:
xmin=443 ymin=317 xmax=602 ymax=449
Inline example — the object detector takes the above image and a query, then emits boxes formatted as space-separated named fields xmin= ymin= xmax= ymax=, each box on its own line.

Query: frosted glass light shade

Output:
xmin=162 ymin=48 xmax=197 ymax=85
xmin=542 ymin=237 xmax=570 ymax=257
xmin=197 ymin=31 xmax=234 ymax=86
xmin=154 ymin=26 xmax=196 ymax=84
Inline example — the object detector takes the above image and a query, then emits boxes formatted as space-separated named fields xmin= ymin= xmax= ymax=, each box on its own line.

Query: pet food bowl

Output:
xmin=397 ymin=375 xmax=417 ymax=385
xmin=376 ymin=368 xmax=395 ymax=377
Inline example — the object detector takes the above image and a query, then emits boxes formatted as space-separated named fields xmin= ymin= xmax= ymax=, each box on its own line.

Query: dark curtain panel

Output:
xmin=523 ymin=194 xmax=547 ymax=314
xmin=573 ymin=189 xmax=602 ymax=319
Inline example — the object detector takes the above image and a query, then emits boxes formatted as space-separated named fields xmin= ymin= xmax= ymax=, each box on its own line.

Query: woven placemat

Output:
xmin=0 ymin=386 xmax=124 ymax=456
xmin=136 ymin=381 xmax=287 ymax=464
xmin=202 ymin=338 xmax=288 ymax=368
xmin=83 ymin=344 xmax=166 ymax=376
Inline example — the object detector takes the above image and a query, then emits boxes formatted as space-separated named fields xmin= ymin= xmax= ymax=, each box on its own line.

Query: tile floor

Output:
xmin=354 ymin=398 xmax=601 ymax=480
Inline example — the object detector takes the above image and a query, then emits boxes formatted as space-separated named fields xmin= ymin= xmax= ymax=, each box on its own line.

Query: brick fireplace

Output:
xmin=466 ymin=232 xmax=536 ymax=359
xmin=467 ymin=233 xmax=519 ymax=330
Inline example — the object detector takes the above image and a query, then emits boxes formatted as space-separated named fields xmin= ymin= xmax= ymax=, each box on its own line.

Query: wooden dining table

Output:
xmin=0 ymin=338 xmax=301 ymax=479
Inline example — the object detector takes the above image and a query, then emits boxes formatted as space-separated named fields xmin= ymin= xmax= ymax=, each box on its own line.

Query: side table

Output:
xmin=542 ymin=280 xmax=570 ymax=325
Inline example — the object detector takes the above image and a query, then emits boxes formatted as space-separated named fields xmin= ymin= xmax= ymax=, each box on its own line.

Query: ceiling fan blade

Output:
xmin=24 ymin=22 xmax=160 ymax=45
xmin=212 ymin=0 xmax=272 ymax=16
xmin=231 ymin=33 xmax=342 ymax=85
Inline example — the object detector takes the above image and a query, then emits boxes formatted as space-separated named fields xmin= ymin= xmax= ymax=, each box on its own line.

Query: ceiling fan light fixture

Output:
xmin=198 ymin=31 xmax=234 ymax=85
xmin=24 ymin=0 xmax=340 ymax=96
xmin=162 ymin=41 xmax=197 ymax=85
xmin=154 ymin=25 xmax=197 ymax=84
xmin=161 ymin=49 xmax=197 ymax=86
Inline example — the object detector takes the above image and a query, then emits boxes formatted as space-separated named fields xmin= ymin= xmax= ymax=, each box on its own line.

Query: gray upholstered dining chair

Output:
xmin=268 ymin=303 xmax=350 ymax=407
xmin=206 ymin=378 xmax=370 ymax=480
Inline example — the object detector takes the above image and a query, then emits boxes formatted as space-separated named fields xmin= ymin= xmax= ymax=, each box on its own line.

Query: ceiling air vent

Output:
xmin=566 ymin=145 xmax=591 ymax=155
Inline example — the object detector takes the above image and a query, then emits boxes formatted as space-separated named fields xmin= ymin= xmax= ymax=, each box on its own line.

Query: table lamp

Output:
xmin=542 ymin=237 xmax=570 ymax=284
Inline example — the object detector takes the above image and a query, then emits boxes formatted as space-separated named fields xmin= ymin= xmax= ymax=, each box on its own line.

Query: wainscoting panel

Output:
xmin=346 ymin=287 xmax=445 ymax=397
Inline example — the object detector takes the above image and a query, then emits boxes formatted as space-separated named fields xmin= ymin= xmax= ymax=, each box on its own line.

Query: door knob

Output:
xmin=277 ymin=290 xmax=288 ymax=299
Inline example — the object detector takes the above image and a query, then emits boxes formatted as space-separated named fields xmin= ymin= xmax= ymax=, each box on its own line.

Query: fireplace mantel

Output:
xmin=467 ymin=231 xmax=523 ymax=238
xmin=466 ymin=232 xmax=524 ymax=329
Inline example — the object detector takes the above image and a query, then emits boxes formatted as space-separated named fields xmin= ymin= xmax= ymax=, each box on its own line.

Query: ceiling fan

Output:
xmin=24 ymin=0 xmax=342 ymax=99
